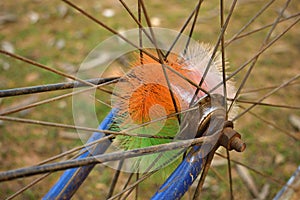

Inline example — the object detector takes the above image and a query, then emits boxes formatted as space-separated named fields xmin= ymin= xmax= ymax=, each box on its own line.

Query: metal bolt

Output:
xmin=219 ymin=122 xmax=246 ymax=152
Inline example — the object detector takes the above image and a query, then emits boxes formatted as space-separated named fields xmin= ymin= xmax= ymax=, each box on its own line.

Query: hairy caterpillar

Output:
xmin=109 ymin=43 xmax=235 ymax=172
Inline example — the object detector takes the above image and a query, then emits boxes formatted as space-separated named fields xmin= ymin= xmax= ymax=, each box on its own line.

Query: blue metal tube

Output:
xmin=151 ymin=145 xmax=205 ymax=200
xmin=43 ymin=110 xmax=114 ymax=199
xmin=273 ymin=165 xmax=300 ymax=200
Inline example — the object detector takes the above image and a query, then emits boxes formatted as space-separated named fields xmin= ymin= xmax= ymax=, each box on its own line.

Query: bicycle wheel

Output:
xmin=0 ymin=0 xmax=299 ymax=199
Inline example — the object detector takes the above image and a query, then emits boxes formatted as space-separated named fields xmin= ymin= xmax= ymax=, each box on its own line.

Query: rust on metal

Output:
xmin=219 ymin=121 xmax=246 ymax=152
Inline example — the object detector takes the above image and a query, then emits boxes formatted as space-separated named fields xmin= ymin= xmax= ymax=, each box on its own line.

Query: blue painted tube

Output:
xmin=151 ymin=145 xmax=205 ymax=200
xmin=273 ymin=165 xmax=300 ymax=200
xmin=43 ymin=110 xmax=115 ymax=200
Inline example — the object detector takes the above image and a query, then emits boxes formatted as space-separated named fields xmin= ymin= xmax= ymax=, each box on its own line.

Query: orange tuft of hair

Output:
xmin=112 ymin=51 xmax=209 ymax=129
xmin=126 ymin=53 xmax=194 ymax=124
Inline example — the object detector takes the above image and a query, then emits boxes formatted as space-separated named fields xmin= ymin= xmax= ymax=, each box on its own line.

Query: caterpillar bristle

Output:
xmin=109 ymin=43 xmax=237 ymax=172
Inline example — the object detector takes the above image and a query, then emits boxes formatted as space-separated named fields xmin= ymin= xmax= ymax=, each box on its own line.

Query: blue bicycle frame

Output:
xmin=44 ymin=110 xmax=209 ymax=199
xmin=43 ymin=111 xmax=114 ymax=199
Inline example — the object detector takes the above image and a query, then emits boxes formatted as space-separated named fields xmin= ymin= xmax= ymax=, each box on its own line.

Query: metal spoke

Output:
xmin=220 ymin=1 xmax=233 ymax=199
xmin=164 ymin=0 xmax=203 ymax=59
xmin=228 ymin=0 xmax=292 ymax=114
xmin=226 ymin=12 xmax=300 ymax=46
xmin=107 ymin=160 xmax=124 ymax=198
xmin=226 ymin=149 xmax=234 ymax=200
xmin=4 ymin=136 xmax=112 ymax=199
xmin=116 ymin=172 xmax=134 ymax=200
xmin=40 ymin=135 xmax=115 ymax=166
xmin=225 ymin=0 xmax=276 ymax=46
xmin=183 ymin=0 xmax=203 ymax=55
xmin=209 ymin=16 xmax=300 ymax=95
xmin=0 ymin=50 xmax=103 ymax=89
xmin=1 ymin=1 xmax=299 ymax=199
xmin=109 ymin=172 xmax=155 ymax=200
xmin=0 ymin=79 xmax=118 ymax=116
xmin=241 ymin=81 xmax=299 ymax=94
xmin=241 ymin=106 xmax=300 ymax=140
xmin=138 ymin=0 xmax=181 ymax=123
xmin=0 ymin=77 xmax=118 ymax=98
xmin=0 ymin=136 xmax=211 ymax=182
xmin=220 ymin=0 xmax=228 ymax=119
xmin=5 ymin=173 xmax=50 ymax=200
xmin=61 ymin=0 xmax=160 ymax=63
xmin=118 ymin=0 xmax=156 ymax=50
xmin=216 ymin=153 xmax=292 ymax=189
xmin=190 ymin=0 xmax=238 ymax=106
xmin=0 ymin=115 xmax=174 ymax=139
xmin=228 ymin=98 xmax=300 ymax=110
xmin=193 ymin=146 xmax=218 ymax=199
xmin=138 ymin=0 xmax=143 ymax=65
xmin=233 ymin=74 xmax=300 ymax=121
